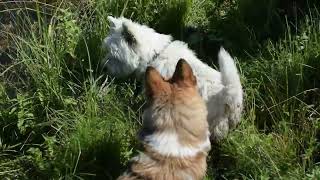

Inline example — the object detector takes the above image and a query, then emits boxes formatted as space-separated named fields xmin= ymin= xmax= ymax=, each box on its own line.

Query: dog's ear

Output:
xmin=122 ymin=23 xmax=136 ymax=46
xmin=107 ymin=16 xmax=120 ymax=29
xmin=172 ymin=59 xmax=196 ymax=87
xmin=145 ymin=66 xmax=165 ymax=98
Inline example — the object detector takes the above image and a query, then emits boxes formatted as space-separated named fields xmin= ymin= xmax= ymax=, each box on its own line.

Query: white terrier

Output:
xmin=102 ymin=16 xmax=243 ymax=141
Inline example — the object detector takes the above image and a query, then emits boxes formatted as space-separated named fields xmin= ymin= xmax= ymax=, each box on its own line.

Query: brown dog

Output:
xmin=118 ymin=59 xmax=211 ymax=180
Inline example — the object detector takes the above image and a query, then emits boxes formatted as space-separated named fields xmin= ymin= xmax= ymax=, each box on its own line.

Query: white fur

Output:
xmin=102 ymin=16 xmax=243 ymax=140
xmin=207 ymin=49 xmax=243 ymax=139
xmin=143 ymin=132 xmax=211 ymax=157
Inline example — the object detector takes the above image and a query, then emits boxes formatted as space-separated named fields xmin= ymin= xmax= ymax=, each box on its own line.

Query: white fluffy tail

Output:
xmin=218 ymin=47 xmax=241 ymax=89
xmin=218 ymin=47 xmax=243 ymax=129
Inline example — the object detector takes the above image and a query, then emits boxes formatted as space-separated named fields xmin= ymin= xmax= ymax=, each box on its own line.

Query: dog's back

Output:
xmin=118 ymin=150 xmax=207 ymax=180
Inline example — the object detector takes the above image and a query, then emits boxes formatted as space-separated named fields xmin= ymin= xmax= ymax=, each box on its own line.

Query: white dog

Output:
xmin=102 ymin=16 xmax=243 ymax=141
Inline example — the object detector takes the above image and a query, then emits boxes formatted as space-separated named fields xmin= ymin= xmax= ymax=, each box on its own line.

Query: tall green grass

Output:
xmin=209 ymin=10 xmax=320 ymax=179
xmin=0 ymin=1 xmax=139 ymax=179
xmin=0 ymin=0 xmax=319 ymax=179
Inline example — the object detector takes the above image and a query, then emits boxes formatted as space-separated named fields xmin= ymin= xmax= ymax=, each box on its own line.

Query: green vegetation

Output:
xmin=0 ymin=0 xmax=319 ymax=179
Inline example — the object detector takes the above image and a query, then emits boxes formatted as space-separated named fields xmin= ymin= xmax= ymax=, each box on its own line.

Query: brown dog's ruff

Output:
xmin=118 ymin=59 xmax=211 ymax=180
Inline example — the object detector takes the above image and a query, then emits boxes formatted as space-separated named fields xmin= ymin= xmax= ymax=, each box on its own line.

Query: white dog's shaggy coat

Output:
xmin=102 ymin=16 xmax=243 ymax=140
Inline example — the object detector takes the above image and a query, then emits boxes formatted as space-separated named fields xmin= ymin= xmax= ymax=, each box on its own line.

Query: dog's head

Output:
xmin=102 ymin=16 xmax=172 ymax=78
xmin=142 ymin=59 xmax=209 ymax=152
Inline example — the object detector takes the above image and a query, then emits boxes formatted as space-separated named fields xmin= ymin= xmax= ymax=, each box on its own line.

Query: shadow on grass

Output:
xmin=75 ymin=140 xmax=122 ymax=179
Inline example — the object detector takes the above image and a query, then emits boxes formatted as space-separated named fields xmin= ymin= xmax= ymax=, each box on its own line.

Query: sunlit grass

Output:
xmin=0 ymin=0 xmax=319 ymax=179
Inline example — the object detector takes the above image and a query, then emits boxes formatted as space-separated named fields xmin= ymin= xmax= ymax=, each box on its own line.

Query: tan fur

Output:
xmin=118 ymin=59 xmax=210 ymax=180
xmin=118 ymin=149 xmax=207 ymax=180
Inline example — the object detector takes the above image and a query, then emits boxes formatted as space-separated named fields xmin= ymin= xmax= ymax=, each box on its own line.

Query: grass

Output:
xmin=0 ymin=0 xmax=319 ymax=179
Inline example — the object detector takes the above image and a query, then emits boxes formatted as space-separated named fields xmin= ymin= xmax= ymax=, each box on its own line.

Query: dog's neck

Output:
xmin=149 ymin=40 xmax=172 ymax=65
xmin=143 ymin=33 xmax=172 ymax=64
xmin=132 ymin=34 xmax=172 ymax=79
xmin=139 ymin=130 xmax=211 ymax=158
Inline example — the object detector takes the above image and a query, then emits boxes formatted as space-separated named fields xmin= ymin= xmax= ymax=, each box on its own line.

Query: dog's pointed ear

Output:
xmin=172 ymin=59 xmax=196 ymax=87
xmin=122 ymin=22 xmax=136 ymax=46
xmin=107 ymin=16 xmax=119 ymax=28
xmin=145 ymin=66 xmax=165 ymax=97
